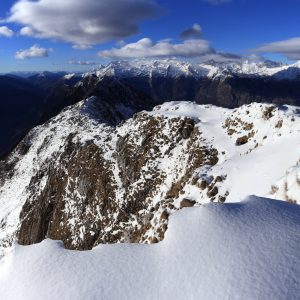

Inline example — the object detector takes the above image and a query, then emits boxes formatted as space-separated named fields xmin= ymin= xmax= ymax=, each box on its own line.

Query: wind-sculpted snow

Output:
xmin=0 ymin=196 xmax=299 ymax=300
xmin=0 ymin=100 xmax=299 ymax=255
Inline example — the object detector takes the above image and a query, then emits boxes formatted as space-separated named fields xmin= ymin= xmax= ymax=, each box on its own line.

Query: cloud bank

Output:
xmin=99 ymin=38 xmax=213 ymax=58
xmin=255 ymin=37 xmax=300 ymax=60
xmin=0 ymin=26 xmax=14 ymax=37
xmin=7 ymin=0 xmax=160 ymax=45
xmin=15 ymin=45 xmax=49 ymax=60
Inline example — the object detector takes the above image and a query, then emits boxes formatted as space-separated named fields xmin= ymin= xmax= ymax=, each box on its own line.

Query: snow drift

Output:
xmin=0 ymin=196 xmax=299 ymax=300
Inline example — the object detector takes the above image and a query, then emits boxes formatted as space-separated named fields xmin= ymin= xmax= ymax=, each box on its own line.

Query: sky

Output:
xmin=0 ymin=0 xmax=300 ymax=72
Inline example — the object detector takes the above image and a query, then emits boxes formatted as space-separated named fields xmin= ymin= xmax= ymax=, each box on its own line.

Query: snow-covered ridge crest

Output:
xmin=89 ymin=59 xmax=213 ymax=79
xmin=81 ymin=58 xmax=300 ymax=80
xmin=0 ymin=99 xmax=299 ymax=256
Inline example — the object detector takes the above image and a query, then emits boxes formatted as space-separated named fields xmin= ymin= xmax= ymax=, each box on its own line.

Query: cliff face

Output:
xmin=17 ymin=111 xmax=220 ymax=249
xmin=0 ymin=98 xmax=299 ymax=254
xmin=0 ymin=98 xmax=219 ymax=251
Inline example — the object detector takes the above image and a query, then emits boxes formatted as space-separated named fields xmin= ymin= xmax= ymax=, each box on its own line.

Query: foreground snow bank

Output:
xmin=0 ymin=196 xmax=299 ymax=300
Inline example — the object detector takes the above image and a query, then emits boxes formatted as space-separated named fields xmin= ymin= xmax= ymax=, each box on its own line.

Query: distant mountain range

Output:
xmin=2 ymin=58 xmax=300 ymax=159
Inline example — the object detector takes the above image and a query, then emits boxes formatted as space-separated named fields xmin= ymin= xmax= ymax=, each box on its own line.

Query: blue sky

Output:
xmin=0 ymin=0 xmax=300 ymax=72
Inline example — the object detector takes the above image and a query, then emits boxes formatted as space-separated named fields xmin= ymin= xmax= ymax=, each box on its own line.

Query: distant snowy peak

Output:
xmin=84 ymin=58 xmax=300 ymax=80
xmin=63 ymin=73 xmax=76 ymax=80
xmin=209 ymin=60 xmax=287 ymax=77
xmin=93 ymin=59 xmax=212 ymax=79
xmin=272 ymin=61 xmax=300 ymax=80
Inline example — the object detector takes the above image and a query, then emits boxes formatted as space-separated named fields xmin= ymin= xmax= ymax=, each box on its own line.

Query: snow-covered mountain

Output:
xmin=0 ymin=98 xmax=299 ymax=255
xmin=82 ymin=58 xmax=299 ymax=80
xmin=5 ymin=58 xmax=299 ymax=80
xmin=75 ymin=58 xmax=300 ymax=109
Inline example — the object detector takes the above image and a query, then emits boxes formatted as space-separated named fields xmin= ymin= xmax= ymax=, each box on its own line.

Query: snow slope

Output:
xmin=151 ymin=102 xmax=300 ymax=203
xmin=271 ymin=164 xmax=300 ymax=203
xmin=0 ymin=196 xmax=299 ymax=300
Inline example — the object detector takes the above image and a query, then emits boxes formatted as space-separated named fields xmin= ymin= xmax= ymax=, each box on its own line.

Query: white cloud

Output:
xmin=255 ymin=37 xmax=300 ymax=60
xmin=0 ymin=26 xmax=14 ymax=37
xmin=7 ymin=0 xmax=160 ymax=45
xmin=72 ymin=44 xmax=92 ymax=51
xmin=15 ymin=45 xmax=49 ymax=60
xmin=68 ymin=60 xmax=97 ymax=65
xmin=99 ymin=38 xmax=213 ymax=58
xmin=20 ymin=26 xmax=36 ymax=36
xmin=180 ymin=24 xmax=202 ymax=40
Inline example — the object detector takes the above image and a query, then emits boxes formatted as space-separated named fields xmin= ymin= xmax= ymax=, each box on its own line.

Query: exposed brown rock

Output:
xmin=149 ymin=236 xmax=159 ymax=244
xmin=198 ymin=180 xmax=208 ymax=190
xmin=262 ymin=106 xmax=276 ymax=120
xmin=207 ymin=186 xmax=218 ymax=198
xmin=227 ymin=129 xmax=235 ymax=136
xmin=275 ymin=119 xmax=283 ymax=128
xmin=180 ymin=119 xmax=195 ymax=139
xmin=215 ymin=176 xmax=224 ymax=183
xmin=236 ymin=135 xmax=249 ymax=146
xmin=180 ymin=199 xmax=196 ymax=209
xmin=218 ymin=196 xmax=226 ymax=203
xmin=160 ymin=210 xmax=169 ymax=222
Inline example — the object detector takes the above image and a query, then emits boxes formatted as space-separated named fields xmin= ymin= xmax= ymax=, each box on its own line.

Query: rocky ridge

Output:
xmin=0 ymin=99 xmax=299 ymax=255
